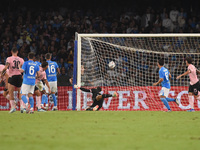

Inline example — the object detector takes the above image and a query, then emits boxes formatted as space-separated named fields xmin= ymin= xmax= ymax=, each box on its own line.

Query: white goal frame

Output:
xmin=74 ymin=33 xmax=200 ymax=111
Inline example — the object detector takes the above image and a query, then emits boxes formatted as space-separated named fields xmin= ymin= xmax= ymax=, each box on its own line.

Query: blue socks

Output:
xmin=21 ymin=95 xmax=28 ymax=104
xmin=42 ymin=94 xmax=48 ymax=105
xmin=165 ymin=97 xmax=175 ymax=102
xmin=51 ymin=94 xmax=57 ymax=106
xmin=29 ymin=97 xmax=34 ymax=108
xmin=161 ymin=98 xmax=171 ymax=110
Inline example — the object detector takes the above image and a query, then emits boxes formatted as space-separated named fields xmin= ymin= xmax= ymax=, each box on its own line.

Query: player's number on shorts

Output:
xmin=29 ymin=66 xmax=35 ymax=75
xmin=48 ymin=65 xmax=56 ymax=73
xmin=12 ymin=60 xmax=20 ymax=69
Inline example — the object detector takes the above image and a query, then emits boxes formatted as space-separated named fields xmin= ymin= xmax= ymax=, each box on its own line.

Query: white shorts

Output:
xmin=36 ymin=81 xmax=44 ymax=91
xmin=159 ymin=87 xmax=170 ymax=97
xmin=21 ymin=84 xmax=35 ymax=94
xmin=45 ymin=81 xmax=57 ymax=93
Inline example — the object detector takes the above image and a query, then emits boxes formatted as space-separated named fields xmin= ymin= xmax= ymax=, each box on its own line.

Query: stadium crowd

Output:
xmin=0 ymin=1 xmax=200 ymax=85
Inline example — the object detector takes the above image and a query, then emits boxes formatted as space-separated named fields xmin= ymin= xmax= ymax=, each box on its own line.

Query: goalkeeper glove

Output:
xmin=74 ymin=84 xmax=80 ymax=89
xmin=112 ymin=92 xmax=118 ymax=97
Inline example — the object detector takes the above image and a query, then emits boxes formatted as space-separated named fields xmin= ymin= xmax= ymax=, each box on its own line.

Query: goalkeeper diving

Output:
xmin=74 ymin=85 xmax=118 ymax=111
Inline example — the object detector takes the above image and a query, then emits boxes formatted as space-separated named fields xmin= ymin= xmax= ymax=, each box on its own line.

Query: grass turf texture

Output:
xmin=0 ymin=111 xmax=200 ymax=150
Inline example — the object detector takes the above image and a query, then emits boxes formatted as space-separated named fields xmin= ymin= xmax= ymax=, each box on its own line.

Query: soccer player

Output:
xmin=45 ymin=53 xmax=60 ymax=111
xmin=34 ymin=61 xmax=51 ymax=112
xmin=20 ymin=52 xmax=40 ymax=114
xmin=74 ymin=85 xmax=118 ymax=111
xmin=2 ymin=48 xmax=24 ymax=113
xmin=176 ymin=57 xmax=200 ymax=112
xmin=153 ymin=58 xmax=179 ymax=112
xmin=0 ymin=64 xmax=9 ymax=100
xmin=34 ymin=55 xmax=42 ymax=66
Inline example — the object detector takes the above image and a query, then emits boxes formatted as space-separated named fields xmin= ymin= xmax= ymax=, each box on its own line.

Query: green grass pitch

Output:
xmin=0 ymin=111 xmax=200 ymax=150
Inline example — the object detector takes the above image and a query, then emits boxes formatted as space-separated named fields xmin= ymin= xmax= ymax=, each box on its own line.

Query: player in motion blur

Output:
xmin=74 ymin=85 xmax=118 ymax=111
xmin=0 ymin=64 xmax=9 ymax=100
xmin=2 ymin=48 xmax=24 ymax=113
xmin=20 ymin=52 xmax=40 ymax=114
xmin=153 ymin=58 xmax=179 ymax=112
xmin=176 ymin=57 xmax=200 ymax=112
xmin=45 ymin=53 xmax=60 ymax=111
xmin=34 ymin=61 xmax=51 ymax=112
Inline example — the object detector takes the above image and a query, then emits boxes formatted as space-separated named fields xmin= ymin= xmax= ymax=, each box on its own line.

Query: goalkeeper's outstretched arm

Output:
xmin=96 ymin=92 xmax=118 ymax=101
xmin=74 ymin=84 xmax=91 ymax=92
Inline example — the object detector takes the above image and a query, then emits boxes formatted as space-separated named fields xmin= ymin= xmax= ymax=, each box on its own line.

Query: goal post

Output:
xmin=73 ymin=33 xmax=200 ymax=111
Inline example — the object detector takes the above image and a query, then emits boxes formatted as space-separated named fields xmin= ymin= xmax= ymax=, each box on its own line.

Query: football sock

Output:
xmin=19 ymin=100 xmax=25 ymax=109
xmin=161 ymin=98 xmax=171 ymax=110
xmin=21 ymin=95 xmax=28 ymax=104
xmin=10 ymin=100 xmax=15 ymax=109
xmin=45 ymin=95 xmax=48 ymax=104
xmin=36 ymin=96 xmax=41 ymax=109
xmin=166 ymin=97 xmax=175 ymax=102
xmin=51 ymin=94 xmax=57 ymax=106
xmin=29 ymin=97 xmax=34 ymax=108
xmin=188 ymin=95 xmax=194 ymax=109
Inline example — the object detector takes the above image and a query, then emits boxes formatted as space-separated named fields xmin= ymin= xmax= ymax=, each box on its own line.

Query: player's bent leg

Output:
xmin=160 ymin=96 xmax=171 ymax=111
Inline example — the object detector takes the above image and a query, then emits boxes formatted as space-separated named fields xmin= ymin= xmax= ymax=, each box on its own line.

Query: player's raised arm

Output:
xmin=74 ymin=84 xmax=91 ymax=92
xmin=96 ymin=92 xmax=118 ymax=101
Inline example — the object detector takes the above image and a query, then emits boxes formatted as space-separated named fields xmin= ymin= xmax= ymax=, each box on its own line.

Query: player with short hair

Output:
xmin=20 ymin=52 xmax=40 ymax=114
xmin=34 ymin=61 xmax=51 ymax=112
xmin=45 ymin=53 xmax=60 ymax=111
xmin=2 ymin=48 xmax=24 ymax=113
xmin=35 ymin=55 xmax=41 ymax=66
xmin=176 ymin=57 xmax=200 ymax=112
xmin=74 ymin=85 xmax=118 ymax=111
xmin=153 ymin=58 xmax=179 ymax=112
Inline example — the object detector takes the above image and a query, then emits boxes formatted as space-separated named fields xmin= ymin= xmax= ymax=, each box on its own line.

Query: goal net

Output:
xmin=73 ymin=33 xmax=200 ymax=111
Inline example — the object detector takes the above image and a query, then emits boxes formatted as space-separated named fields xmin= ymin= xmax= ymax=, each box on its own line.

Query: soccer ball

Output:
xmin=108 ymin=61 xmax=115 ymax=69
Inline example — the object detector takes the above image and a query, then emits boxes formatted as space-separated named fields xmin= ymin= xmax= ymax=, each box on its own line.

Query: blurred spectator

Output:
xmin=57 ymin=67 xmax=71 ymax=86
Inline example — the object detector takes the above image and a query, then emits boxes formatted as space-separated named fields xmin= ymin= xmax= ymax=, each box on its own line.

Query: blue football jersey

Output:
xmin=22 ymin=60 xmax=39 ymax=85
xmin=159 ymin=67 xmax=170 ymax=89
xmin=45 ymin=60 xmax=59 ymax=82
xmin=35 ymin=61 xmax=41 ymax=66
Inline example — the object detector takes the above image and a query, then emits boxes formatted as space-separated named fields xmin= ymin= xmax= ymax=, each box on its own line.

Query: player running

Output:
xmin=74 ymin=85 xmax=118 ymax=111
xmin=45 ymin=53 xmax=60 ymax=111
xmin=20 ymin=52 xmax=40 ymax=114
xmin=1 ymin=48 xmax=24 ymax=113
xmin=153 ymin=58 xmax=179 ymax=112
xmin=34 ymin=61 xmax=51 ymax=112
xmin=176 ymin=57 xmax=200 ymax=112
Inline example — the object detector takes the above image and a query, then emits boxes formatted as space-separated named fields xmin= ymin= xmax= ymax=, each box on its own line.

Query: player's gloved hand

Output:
xmin=74 ymin=84 xmax=80 ymax=89
xmin=113 ymin=92 xmax=118 ymax=97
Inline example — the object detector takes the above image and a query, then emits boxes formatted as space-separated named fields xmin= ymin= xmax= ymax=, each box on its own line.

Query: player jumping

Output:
xmin=176 ymin=57 xmax=200 ymax=112
xmin=153 ymin=58 xmax=179 ymax=112
xmin=74 ymin=85 xmax=118 ymax=111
